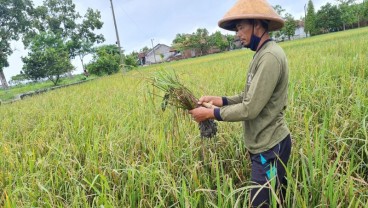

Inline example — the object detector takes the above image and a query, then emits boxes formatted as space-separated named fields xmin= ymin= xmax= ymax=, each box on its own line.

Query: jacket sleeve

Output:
xmin=224 ymin=92 xmax=245 ymax=105
xmin=217 ymin=53 xmax=281 ymax=122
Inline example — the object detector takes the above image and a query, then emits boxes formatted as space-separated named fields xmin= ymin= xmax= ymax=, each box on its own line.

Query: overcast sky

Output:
xmin=4 ymin=0 xmax=340 ymax=81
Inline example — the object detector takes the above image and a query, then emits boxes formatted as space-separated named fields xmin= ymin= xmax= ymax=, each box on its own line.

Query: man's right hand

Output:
xmin=198 ymin=96 xmax=223 ymax=107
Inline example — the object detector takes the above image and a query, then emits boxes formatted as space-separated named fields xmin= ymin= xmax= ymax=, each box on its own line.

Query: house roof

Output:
xmin=138 ymin=52 xmax=146 ymax=58
xmin=296 ymin=20 xmax=304 ymax=27
xmin=146 ymin=44 xmax=170 ymax=56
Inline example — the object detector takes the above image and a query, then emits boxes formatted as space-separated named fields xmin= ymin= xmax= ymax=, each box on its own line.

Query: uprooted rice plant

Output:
xmin=149 ymin=70 xmax=217 ymax=138
xmin=0 ymin=27 xmax=368 ymax=207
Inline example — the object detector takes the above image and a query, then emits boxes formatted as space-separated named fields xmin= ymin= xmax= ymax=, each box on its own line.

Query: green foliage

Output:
xmin=316 ymin=3 xmax=342 ymax=33
xmin=338 ymin=0 xmax=358 ymax=30
xmin=71 ymin=8 xmax=105 ymax=62
xmin=140 ymin=46 xmax=150 ymax=53
xmin=124 ymin=54 xmax=138 ymax=69
xmin=305 ymin=0 xmax=317 ymax=36
xmin=9 ymin=72 xmax=27 ymax=86
xmin=350 ymin=3 xmax=365 ymax=27
xmin=172 ymin=28 xmax=211 ymax=55
xmin=0 ymin=74 xmax=96 ymax=101
xmin=224 ymin=34 xmax=237 ymax=50
xmin=24 ymin=0 xmax=104 ymax=65
xmin=86 ymin=45 xmax=121 ymax=76
xmin=273 ymin=4 xmax=285 ymax=16
xmin=24 ymin=0 xmax=80 ymax=46
xmin=303 ymin=0 xmax=367 ymax=35
xmin=209 ymin=31 xmax=229 ymax=51
xmin=172 ymin=33 xmax=190 ymax=51
xmin=191 ymin=28 xmax=210 ymax=55
xmin=271 ymin=5 xmax=296 ymax=40
xmin=172 ymin=34 xmax=191 ymax=51
xmin=0 ymin=0 xmax=33 ymax=88
xmin=364 ymin=1 xmax=368 ymax=18
xmin=283 ymin=13 xmax=297 ymax=40
xmin=22 ymin=32 xmax=74 ymax=85
xmin=173 ymin=30 xmax=235 ymax=53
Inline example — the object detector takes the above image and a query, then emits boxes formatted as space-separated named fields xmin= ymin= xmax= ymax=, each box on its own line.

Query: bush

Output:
xmin=87 ymin=53 xmax=120 ymax=76
xmin=86 ymin=45 xmax=121 ymax=76
xmin=124 ymin=55 xmax=138 ymax=69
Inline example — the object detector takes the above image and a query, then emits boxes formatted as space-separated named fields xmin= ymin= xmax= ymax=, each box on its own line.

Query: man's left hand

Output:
xmin=189 ymin=107 xmax=215 ymax=123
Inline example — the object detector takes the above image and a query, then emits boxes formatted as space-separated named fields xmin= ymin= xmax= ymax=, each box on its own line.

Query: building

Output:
xmin=144 ymin=44 xmax=175 ymax=65
xmin=138 ymin=52 xmax=146 ymax=65
xmin=294 ymin=27 xmax=307 ymax=39
xmin=294 ymin=20 xmax=307 ymax=39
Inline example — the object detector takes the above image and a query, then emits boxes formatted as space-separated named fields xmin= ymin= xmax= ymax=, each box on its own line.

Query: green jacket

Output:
xmin=214 ymin=41 xmax=290 ymax=154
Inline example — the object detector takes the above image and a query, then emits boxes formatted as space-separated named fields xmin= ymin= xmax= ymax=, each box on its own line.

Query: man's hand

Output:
xmin=189 ymin=107 xmax=215 ymax=123
xmin=198 ymin=96 xmax=223 ymax=107
xmin=201 ymin=101 xmax=221 ymax=109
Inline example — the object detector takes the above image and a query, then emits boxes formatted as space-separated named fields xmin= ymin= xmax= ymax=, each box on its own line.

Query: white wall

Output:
xmin=146 ymin=45 xmax=175 ymax=64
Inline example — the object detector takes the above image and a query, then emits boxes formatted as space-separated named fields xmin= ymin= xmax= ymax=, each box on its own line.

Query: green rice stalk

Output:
xmin=149 ymin=70 xmax=217 ymax=138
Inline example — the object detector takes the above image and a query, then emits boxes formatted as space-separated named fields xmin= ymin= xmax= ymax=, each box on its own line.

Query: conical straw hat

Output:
xmin=218 ymin=0 xmax=284 ymax=31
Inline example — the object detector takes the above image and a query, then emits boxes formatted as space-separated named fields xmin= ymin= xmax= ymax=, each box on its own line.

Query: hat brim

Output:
xmin=219 ymin=15 xmax=284 ymax=31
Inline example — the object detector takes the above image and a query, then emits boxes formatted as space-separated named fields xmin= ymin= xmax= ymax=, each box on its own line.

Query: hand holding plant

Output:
xmin=149 ymin=70 xmax=217 ymax=138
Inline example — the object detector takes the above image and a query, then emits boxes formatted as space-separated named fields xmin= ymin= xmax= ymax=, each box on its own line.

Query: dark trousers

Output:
xmin=249 ymin=134 xmax=292 ymax=208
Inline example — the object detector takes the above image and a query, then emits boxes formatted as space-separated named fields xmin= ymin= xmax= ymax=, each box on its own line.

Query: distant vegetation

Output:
xmin=86 ymin=45 xmax=122 ymax=76
xmin=1 ymin=0 xmax=104 ymax=88
xmin=0 ymin=74 xmax=96 ymax=102
xmin=2 ymin=0 xmax=368 ymax=89
xmin=126 ymin=0 xmax=368 ymax=66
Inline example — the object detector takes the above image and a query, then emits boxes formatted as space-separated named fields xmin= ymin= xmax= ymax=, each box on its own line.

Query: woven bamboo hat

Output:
xmin=218 ymin=0 xmax=284 ymax=31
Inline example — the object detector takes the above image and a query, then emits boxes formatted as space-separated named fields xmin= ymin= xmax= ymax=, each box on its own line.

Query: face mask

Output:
xmin=245 ymin=22 xmax=267 ymax=51
xmin=248 ymin=33 xmax=262 ymax=51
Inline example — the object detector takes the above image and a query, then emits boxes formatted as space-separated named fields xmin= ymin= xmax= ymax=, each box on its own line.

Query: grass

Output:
xmin=0 ymin=74 xmax=96 ymax=102
xmin=0 ymin=27 xmax=368 ymax=207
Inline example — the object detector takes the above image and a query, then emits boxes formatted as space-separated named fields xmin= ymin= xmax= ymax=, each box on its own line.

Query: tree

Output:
xmin=73 ymin=40 xmax=94 ymax=72
xmin=124 ymin=51 xmax=138 ymax=69
xmin=140 ymin=46 xmax=150 ymax=53
xmin=190 ymin=28 xmax=210 ymax=56
xmin=351 ymin=3 xmax=365 ymax=28
xmin=124 ymin=55 xmax=138 ymax=69
xmin=283 ymin=13 xmax=297 ymax=40
xmin=172 ymin=29 xmax=212 ymax=55
xmin=305 ymin=0 xmax=317 ymax=36
xmin=9 ymin=72 xmax=27 ymax=86
xmin=22 ymin=32 xmax=74 ymax=85
xmin=209 ymin=31 xmax=228 ymax=51
xmin=364 ymin=0 xmax=368 ymax=19
xmin=336 ymin=0 xmax=357 ymax=30
xmin=0 ymin=0 xmax=33 ymax=88
xmin=25 ymin=0 xmax=104 ymax=70
xmin=273 ymin=5 xmax=285 ymax=16
xmin=86 ymin=45 xmax=121 ymax=76
xmin=224 ymin=34 xmax=236 ymax=50
xmin=172 ymin=33 xmax=191 ymax=52
xmin=316 ymin=3 xmax=342 ymax=33
xmin=271 ymin=5 xmax=285 ymax=39
xmin=72 ymin=8 xmax=105 ymax=71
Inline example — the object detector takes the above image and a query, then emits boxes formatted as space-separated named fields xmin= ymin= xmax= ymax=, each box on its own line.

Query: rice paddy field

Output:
xmin=1 ymin=27 xmax=368 ymax=207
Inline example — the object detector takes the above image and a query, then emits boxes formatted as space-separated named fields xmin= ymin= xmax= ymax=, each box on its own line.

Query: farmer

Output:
xmin=189 ymin=0 xmax=292 ymax=207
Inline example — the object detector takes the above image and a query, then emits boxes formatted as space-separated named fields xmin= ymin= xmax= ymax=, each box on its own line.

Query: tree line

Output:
xmin=2 ymin=0 xmax=368 ymax=88
xmin=305 ymin=0 xmax=368 ymax=36
xmin=123 ymin=3 xmax=301 ymax=64
xmin=1 ymin=0 xmax=116 ymax=88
